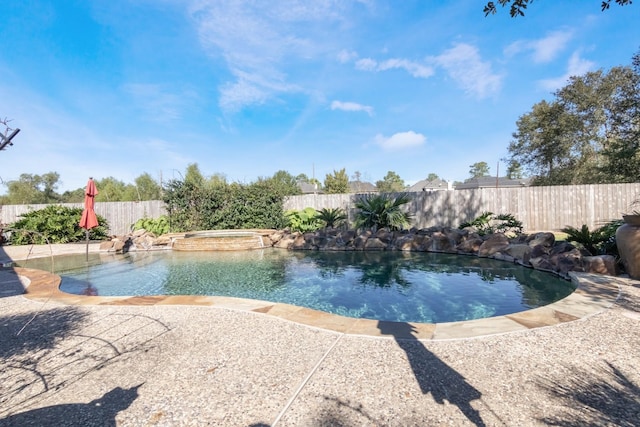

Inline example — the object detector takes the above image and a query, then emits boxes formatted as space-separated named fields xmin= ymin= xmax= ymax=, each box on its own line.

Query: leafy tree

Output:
xmin=209 ymin=173 xmax=228 ymax=188
xmin=59 ymin=188 xmax=85 ymax=203
xmin=469 ymin=162 xmax=490 ymax=179
xmin=354 ymin=193 xmax=413 ymax=231
xmin=268 ymin=170 xmax=301 ymax=196
xmin=375 ymin=171 xmax=405 ymax=193
xmin=1 ymin=172 xmax=62 ymax=204
xmin=507 ymin=54 xmax=640 ymax=185
xmin=134 ymin=173 xmax=162 ymax=200
xmin=184 ymin=163 xmax=206 ymax=188
xmin=95 ymin=177 xmax=137 ymax=202
xmin=426 ymin=173 xmax=440 ymax=181
xmin=505 ymin=160 xmax=524 ymax=180
xmin=483 ymin=0 xmax=632 ymax=17
xmin=323 ymin=168 xmax=349 ymax=194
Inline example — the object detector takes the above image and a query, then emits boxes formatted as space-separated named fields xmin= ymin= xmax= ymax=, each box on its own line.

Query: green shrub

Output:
xmin=354 ymin=193 xmax=412 ymax=231
xmin=132 ymin=215 xmax=170 ymax=236
xmin=8 ymin=205 xmax=109 ymax=245
xmin=163 ymin=178 xmax=288 ymax=232
xmin=315 ymin=207 xmax=347 ymax=229
xmin=562 ymin=220 xmax=623 ymax=256
xmin=459 ymin=212 xmax=523 ymax=236
xmin=286 ymin=207 xmax=324 ymax=232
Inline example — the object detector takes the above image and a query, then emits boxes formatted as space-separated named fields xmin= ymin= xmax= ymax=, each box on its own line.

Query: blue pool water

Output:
xmin=22 ymin=249 xmax=575 ymax=324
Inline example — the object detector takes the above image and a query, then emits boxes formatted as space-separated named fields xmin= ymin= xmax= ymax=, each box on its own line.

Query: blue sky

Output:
xmin=0 ymin=0 xmax=638 ymax=193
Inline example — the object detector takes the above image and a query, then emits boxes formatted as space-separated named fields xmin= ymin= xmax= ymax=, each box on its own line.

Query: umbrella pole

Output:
xmin=86 ymin=229 xmax=89 ymax=261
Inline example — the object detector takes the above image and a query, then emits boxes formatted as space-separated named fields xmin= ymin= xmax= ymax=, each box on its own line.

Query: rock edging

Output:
xmin=268 ymin=227 xmax=618 ymax=278
xmin=101 ymin=226 xmax=619 ymax=278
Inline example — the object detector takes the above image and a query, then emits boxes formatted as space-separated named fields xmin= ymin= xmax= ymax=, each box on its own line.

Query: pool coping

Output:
xmin=2 ymin=256 xmax=624 ymax=340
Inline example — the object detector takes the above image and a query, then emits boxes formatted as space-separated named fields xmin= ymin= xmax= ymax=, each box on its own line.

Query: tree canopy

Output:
xmin=0 ymin=171 xmax=163 ymax=204
xmin=468 ymin=162 xmax=491 ymax=179
xmin=376 ymin=171 xmax=405 ymax=193
xmin=506 ymin=50 xmax=640 ymax=185
xmin=484 ymin=0 xmax=632 ymax=17
xmin=323 ymin=168 xmax=350 ymax=194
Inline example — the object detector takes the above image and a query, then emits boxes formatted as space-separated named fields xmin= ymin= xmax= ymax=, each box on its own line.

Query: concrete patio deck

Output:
xmin=1 ymin=244 xmax=639 ymax=426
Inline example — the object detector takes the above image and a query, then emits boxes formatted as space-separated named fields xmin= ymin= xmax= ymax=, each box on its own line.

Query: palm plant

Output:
xmin=354 ymin=193 xmax=413 ymax=231
xmin=315 ymin=207 xmax=347 ymax=229
xmin=561 ymin=224 xmax=608 ymax=255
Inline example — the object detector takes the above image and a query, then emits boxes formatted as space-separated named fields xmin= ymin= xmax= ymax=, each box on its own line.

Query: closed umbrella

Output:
xmin=79 ymin=178 xmax=99 ymax=258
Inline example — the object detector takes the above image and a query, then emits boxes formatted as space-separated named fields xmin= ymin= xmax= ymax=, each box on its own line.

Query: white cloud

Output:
xmin=331 ymin=100 xmax=373 ymax=116
xmin=355 ymin=57 xmax=433 ymax=78
xmin=505 ymin=30 xmax=574 ymax=63
xmin=431 ymin=43 xmax=502 ymax=98
xmin=123 ymin=83 xmax=195 ymax=121
xmin=337 ymin=49 xmax=358 ymax=63
xmin=187 ymin=0 xmax=355 ymax=112
xmin=355 ymin=57 xmax=378 ymax=71
xmin=374 ymin=131 xmax=426 ymax=151
xmin=378 ymin=59 xmax=434 ymax=78
xmin=539 ymin=51 xmax=595 ymax=91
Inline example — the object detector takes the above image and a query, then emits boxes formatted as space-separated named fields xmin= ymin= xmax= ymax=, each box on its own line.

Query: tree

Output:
xmin=426 ymin=173 xmax=440 ymax=182
xmin=469 ymin=162 xmax=490 ymax=179
xmin=506 ymin=160 xmax=524 ymax=180
xmin=483 ymin=0 xmax=632 ymax=17
xmin=506 ymin=52 xmax=640 ymax=185
xmin=1 ymin=172 xmax=61 ymax=204
xmin=209 ymin=173 xmax=228 ymax=188
xmin=184 ymin=163 xmax=205 ymax=188
xmin=134 ymin=173 xmax=162 ymax=200
xmin=95 ymin=177 xmax=137 ymax=202
xmin=507 ymin=100 xmax=578 ymax=185
xmin=376 ymin=171 xmax=405 ymax=193
xmin=323 ymin=168 xmax=349 ymax=194
xmin=268 ymin=170 xmax=301 ymax=196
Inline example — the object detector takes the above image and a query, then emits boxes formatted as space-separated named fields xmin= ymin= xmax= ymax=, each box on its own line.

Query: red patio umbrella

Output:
xmin=79 ymin=178 xmax=99 ymax=258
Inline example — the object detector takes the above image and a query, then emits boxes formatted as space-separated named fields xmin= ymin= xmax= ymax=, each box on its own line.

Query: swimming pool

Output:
xmin=20 ymin=248 xmax=575 ymax=324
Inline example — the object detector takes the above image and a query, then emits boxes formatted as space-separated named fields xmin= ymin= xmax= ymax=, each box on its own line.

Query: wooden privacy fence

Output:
xmin=1 ymin=184 xmax=638 ymax=234
xmin=0 ymin=200 xmax=166 ymax=236
xmin=284 ymin=183 xmax=640 ymax=232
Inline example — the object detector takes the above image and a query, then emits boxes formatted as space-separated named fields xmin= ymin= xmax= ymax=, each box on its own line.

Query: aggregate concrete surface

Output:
xmin=1 ymin=244 xmax=639 ymax=426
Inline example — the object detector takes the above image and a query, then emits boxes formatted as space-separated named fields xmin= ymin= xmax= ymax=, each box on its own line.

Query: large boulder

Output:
xmin=505 ymin=244 xmax=532 ymax=265
xmin=582 ymin=255 xmax=618 ymax=276
xmin=426 ymin=232 xmax=457 ymax=253
xmin=456 ymin=237 xmax=483 ymax=254
xmin=477 ymin=233 xmax=510 ymax=257
xmin=527 ymin=232 xmax=555 ymax=248
xmin=365 ymin=237 xmax=387 ymax=250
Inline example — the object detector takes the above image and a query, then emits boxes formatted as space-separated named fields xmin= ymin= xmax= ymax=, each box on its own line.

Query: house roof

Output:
xmin=348 ymin=181 xmax=378 ymax=193
xmin=298 ymin=182 xmax=323 ymax=194
xmin=454 ymin=176 xmax=532 ymax=190
xmin=407 ymin=178 xmax=450 ymax=192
